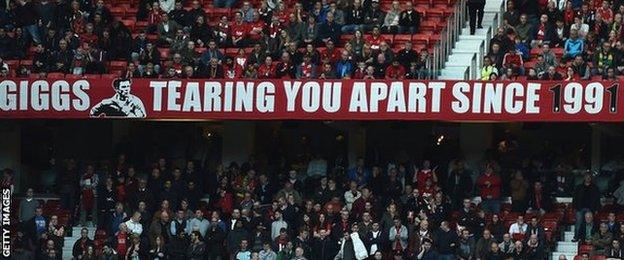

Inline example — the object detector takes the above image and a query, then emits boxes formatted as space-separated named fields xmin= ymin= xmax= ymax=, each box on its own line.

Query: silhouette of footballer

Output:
xmin=90 ymin=78 xmax=146 ymax=118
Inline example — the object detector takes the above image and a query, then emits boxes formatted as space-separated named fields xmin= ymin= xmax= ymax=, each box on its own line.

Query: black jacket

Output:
xmin=434 ymin=229 xmax=458 ymax=255
xmin=573 ymin=183 xmax=601 ymax=211
xmin=399 ymin=10 xmax=420 ymax=28
xmin=312 ymin=237 xmax=337 ymax=260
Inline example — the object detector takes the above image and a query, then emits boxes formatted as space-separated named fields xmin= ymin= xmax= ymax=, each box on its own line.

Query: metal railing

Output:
xmin=433 ymin=0 xmax=506 ymax=79
xmin=432 ymin=0 xmax=467 ymax=79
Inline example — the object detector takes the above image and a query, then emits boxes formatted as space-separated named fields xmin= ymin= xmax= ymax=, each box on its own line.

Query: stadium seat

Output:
xmin=579 ymin=244 xmax=594 ymax=254
xmin=158 ymin=48 xmax=170 ymax=60
xmin=47 ymin=73 xmax=65 ymax=79
xmin=101 ymin=74 xmax=119 ymax=79
xmin=83 ymin=74 xmax=101 ymax=79
xmin=109 ymin=61 xmax=127 ymax=71
xmin=65 ymin=74 xmax=82 ymax=79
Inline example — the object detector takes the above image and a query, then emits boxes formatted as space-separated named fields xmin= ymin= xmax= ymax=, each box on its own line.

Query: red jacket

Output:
xmin=230 ymin=22 xmax=248 ymax=39
xmin=385 ymin=64 xmax=406 ymax=79
xmin=258 ymin=63 xmax=276 ymax=78
xmin=476 ymin=172 xmax=501 ymax=199
xmin=321 ymin=48 xmax=340 ymax=63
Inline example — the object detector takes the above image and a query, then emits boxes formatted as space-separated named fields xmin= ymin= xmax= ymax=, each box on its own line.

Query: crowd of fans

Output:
xmin=0 ymin=0 xmax=433 ymax=80
xmin=6 ymin=141 xmax=624 ymax=260
xmin=481 ymin=0 xmax=624 ymax=81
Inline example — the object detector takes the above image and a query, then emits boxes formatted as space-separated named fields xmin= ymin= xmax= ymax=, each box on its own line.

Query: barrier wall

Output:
xmin=0 ymin=78 xmax=621 ymax=121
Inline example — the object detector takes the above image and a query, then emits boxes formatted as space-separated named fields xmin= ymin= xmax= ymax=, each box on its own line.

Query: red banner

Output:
xmin=0 ymin=78 xmax=622 ymax=121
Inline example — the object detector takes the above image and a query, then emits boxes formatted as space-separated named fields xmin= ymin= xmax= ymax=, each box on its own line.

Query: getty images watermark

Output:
xmin=1 ymin=188 xmax=10 ymax=257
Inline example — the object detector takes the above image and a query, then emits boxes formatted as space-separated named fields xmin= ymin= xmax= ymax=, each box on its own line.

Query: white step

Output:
xmin=552 ymin=252 xmax=577 ymax=260
xmin=454 ymin=41 xmax=485 ymax=53
xmin=459 ymin=34 xmax=489 ymax=41
xmin=446 ymin=53 xmax=477 ymax=66
xmin=461 ymin=27 xmax=490 ymax=36
xmin=564 ymin=231 xmax=575 ymax=242
xmin=556 ymin=241 xmax=579 ymax=253
xmin=439 ymin=66 xmax=470 ymax=79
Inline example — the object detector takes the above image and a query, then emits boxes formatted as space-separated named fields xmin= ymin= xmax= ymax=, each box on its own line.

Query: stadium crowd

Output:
xmin=6 ymin=136 xmax=624 ymax=260
xmin=0 ymin=0 xmax=432 ymax=80
xmin=481 ymin=0 xmax=624 ymax=81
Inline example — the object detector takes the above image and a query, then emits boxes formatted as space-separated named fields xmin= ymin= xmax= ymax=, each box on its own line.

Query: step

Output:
xmin=439 ymin=66 xmax=470 ymax=79
xmin=461 ymin=27 xmax=490 ymax=36
xmin=446 ymin=53 xmax=477 ymax=66
xmin=552 ymin=252 xmax=577 ymax=260
xmin=453 ymin=40 xmax=485 ymax=52
xmin=459 ymin=34 xmax=489 ymax=41
xmin=556 ymin=241 xmax=579 ymax=253
xmin=463 ymin=14 xmax=498 ymax=27
xmin=564 ymin=231 xmax=575 ymax=242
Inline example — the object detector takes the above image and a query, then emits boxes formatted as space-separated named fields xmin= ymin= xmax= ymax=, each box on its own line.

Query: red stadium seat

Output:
xmin=109 ymin=61 xmax=127 ymax=71
xmin=19 ymin=60 xmax=33 ymax=67
xmin=47 ymin=73 xmax=65 ymax=79
xmin=394 ymin=34 xmax=412 ymax=44
xmin=512 ymin=233 xmax=525 ymax=241
xmin=101 ymin=74 xmax=118 ymax=79
xmin=121 ymin=19 xmax=135 ymax=30
xmin=579 ymin=244 xmax=594 ymax=254
xmin=83 ymin=74 xmax=101 ymax=79
xmin=6 ymin=60 xmax=19 ymax=69
xmin=110 ymin=7 xmax=125 ymax=18
xmin=65 ymin=74 xmax=82 ymax=79
xmin=412 ymin=34 xmax=430 ymax=45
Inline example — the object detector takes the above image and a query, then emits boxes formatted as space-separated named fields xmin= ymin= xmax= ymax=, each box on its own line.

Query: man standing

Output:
xmin=467 ymin=0 xmax=486 ymax=35
xmin=476 ymin=165 xmax=501 ymax=214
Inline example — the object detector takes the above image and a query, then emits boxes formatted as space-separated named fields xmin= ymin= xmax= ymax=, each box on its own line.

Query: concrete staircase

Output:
xmin=62 ymin=226 xmax=97 ymax=259
xmin=438 ymin=0 xmax=504 ymax=79
xmin=551 ymin=225 xmax=578 ymax=260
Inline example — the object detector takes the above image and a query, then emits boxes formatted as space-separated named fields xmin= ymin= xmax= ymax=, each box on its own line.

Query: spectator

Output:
xmin=335 ymin=224 xmax=368 ymax=260
xmin=499 ymin=233 xmax=514 ymax=256
xmin=540 ymin=65 xmax=563 ymax=80
xmin=467 ymin=0 xmax=485 ymax=35
xmin=563 ymin=29 xmax=584 ymax=60
xmin=475 ymin=229 xmax=494 ymax=259
xmin=456 ymin=228 xmax=475 ymax=259
xmin=503 ymin=1 xmax=520 ymax=27
xmin=476 ymin=165 xmax=502 ymax=214
xmin=157 ymin=14 xmax=181 ymax=45
xmin=526 ymin=181 xmax=551 ymax=216
xmin=570 ymin=16 xmax=589 ymax=39
xmin=508 ymin=215 xmax=528 ymax=238
xmin=509 ymin=171 xmax=528 ymax=212
xmin=364 ymin=0 xmax=385 ymax=31
xmin=530 ymin=14 xmax=557 ymax=48
xmin=524 ymin=234 xmax=544 ymax=259
xmin=575 ymin=211 xmax=598 ymax=243
xmin=573 ymin=174 xmax=601 ymax=234
xmin=343 ymin=0 xmax=365 ymax=33
xmin=382 ymin=1 xmax=400 ymax=34
xmin=434 ymin=221 xmax=458 ymax=260
xmin=606 ymin=239 xmax=624 ymax=259
xmin=19 ymin=188 xmax=38 ymax=223
xmin=388 ymin=217 xmax=408 ymax=256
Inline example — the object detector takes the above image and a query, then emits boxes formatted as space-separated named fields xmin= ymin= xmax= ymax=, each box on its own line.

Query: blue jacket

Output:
xmin=564 ymin=38 xmax=584 ymax=57
xmin=335 ymin=60 xmax=354 ymax=78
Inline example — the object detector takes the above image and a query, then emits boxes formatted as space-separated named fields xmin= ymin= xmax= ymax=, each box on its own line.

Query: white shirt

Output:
xmin=509 ymin=222 xmax=527 ymax=235
xmin=159 ymin=0 xmax=175 ymax=13
xmin=125 ymin=219 xmax=143 ymax=235
xmin=370 ymin=231 xmax=380 ymax=255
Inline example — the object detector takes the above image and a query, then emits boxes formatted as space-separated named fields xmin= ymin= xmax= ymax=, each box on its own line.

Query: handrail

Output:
xmin=470 ymin=53 xmax=477 ymax=79
xmin=431 ymin=0 xmax=467 ymax=79
xmin=463 ymin=65 xmax=470 ymax=80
